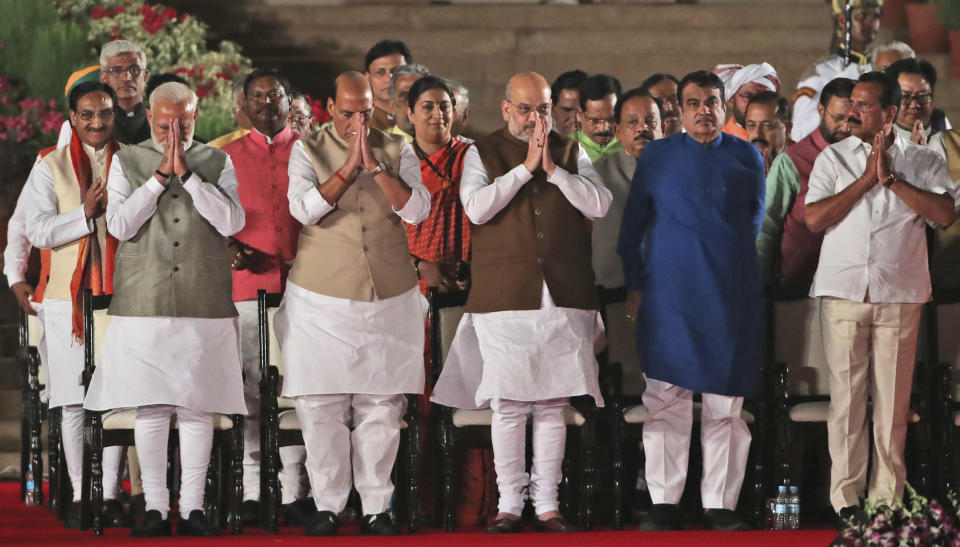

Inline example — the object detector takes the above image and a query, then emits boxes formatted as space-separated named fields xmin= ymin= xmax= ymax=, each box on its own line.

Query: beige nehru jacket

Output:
xmin=41 ymin=144 xmax=109 ymax=300
xmin=289 ymin=124 xmax=420 ymax=301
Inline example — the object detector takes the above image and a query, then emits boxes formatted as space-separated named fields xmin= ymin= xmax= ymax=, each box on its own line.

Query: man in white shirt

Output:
xmin=805 ymin=71 xmax=956 ymax=525
xmin=83 ymin=82 xmax=247 ymax=537
xmin=277 ymin=71 xmax=431 ymax=536
xmin=432 ymin=71 xmax=611 ymax=534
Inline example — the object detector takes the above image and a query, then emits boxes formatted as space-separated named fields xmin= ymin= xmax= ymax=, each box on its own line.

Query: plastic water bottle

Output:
xmin=24 ymin=464 xmax=39 ymax=506
xmin=774 ymin=485 xmax=788 ymax=530
xmin=787 ymin=485 xmax=800 ymax=530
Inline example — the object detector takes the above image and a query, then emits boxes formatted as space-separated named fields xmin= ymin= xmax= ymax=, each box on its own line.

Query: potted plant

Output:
xmin=906 ymin=0 xmax=949 ymax=53
xmin=934 ymin=0 xmax=960 ymax=78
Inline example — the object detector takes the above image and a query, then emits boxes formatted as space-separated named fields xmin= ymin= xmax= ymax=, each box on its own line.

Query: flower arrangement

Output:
xmin=58 ymin=0 xmax=253 ymax=138
xmin=834 ymin=484 xmax=960 ymax=546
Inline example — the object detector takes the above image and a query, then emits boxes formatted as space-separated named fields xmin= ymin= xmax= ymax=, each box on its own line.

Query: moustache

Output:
xmin=848 ymin=116 xmax=863 ymax=126
xmin=595 ymin=131 xmax=614 ymax=138
xmin=257 ymin=105 xmax=279 ymax=115
xmin=635 ymin=130 xmax=655 ymax=142
xmin=696 ymin=115 xmax=715 ymax=124
xmin=751 ymin=138 xmax=769 ymax=147
xmin=523 ymin=122 xmax=536 ymax=131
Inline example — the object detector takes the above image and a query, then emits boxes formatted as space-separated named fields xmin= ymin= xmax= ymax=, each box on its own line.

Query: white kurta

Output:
xmin=83 ymin=150 xmax=246 ymax=414
xmin=276 ymin=138 xmax=431 ymax=397
xmin=431 ymin=144 xmax=611 ymax=410
xmin=22 ymin=144 xmax=109 ymax=409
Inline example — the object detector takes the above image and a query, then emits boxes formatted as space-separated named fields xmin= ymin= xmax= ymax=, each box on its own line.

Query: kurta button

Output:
xmin=537 ymin=257 xmax=544 ymax=264
xmin=172 ymin=194 xmax=179 ymax=199
xmin=361 ymin=226 xmax=367 ymax=232
xmin=173 ymin=241 xmax=180 ymax=247
xmin=275 ymin=226 xmax=282 ymax=232
xmin=536 ymin=232 xmax=544 ymax=239
xmin=273 ymin=205 xmax=279 ymax=210
xmin=173 ymin=218 xmax=180 ymax=223
xmin=173 ymin=266 xmax=179 ymax=272
xmin=272 ymin=184 xmax=278 ymax=189
xmin=532 ymin=186 xmax=540 ymax=194
xmin=534 ymin=208 xmax=542 ymax=215
xmin=363 ymin=246 xmax=368 ymax=252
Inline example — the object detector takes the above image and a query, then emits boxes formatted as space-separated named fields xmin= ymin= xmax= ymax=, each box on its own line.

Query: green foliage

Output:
xmin=0 ymin=0 xmax=96 ymax=105
xmin=934 ymin=0 xmax=960 ymax=30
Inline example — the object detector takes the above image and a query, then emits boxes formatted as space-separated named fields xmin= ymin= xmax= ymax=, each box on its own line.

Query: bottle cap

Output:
xmin=778 ymin=485 xmax=787 ymax=493
xmin=789 ymin=486 xmax=798 ymax=493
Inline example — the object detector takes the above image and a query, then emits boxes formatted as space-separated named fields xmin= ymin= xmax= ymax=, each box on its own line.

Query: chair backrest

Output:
xmin=427 ymin=288 xmax=468 ymax=385
xmin=257 ymin=290 xmax=284 ymax=375
xmin=82 ymin=290 xmax=113 ymax=392
xmin=772 ymin=295 xmax=830 ymax=396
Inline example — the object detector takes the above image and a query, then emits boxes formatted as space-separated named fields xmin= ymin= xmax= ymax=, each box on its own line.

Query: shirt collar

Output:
xmin=251 ymin=125 xmax=295 ymax=147
xmin=575 ymin=130 xmax=619 ymax=153
xmin=845 ymin=130 xmax=905 ymax=156
xmin=681 ymin=131 xmax=724 ymax=149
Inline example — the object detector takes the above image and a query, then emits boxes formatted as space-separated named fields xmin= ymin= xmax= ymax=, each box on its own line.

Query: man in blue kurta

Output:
xmin=618 ymin=70 xmax=765 ymax=532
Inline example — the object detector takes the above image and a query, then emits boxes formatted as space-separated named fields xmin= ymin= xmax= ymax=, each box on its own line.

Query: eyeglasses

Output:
xmin=851 ymin=101 xmax=876 ymax=112
xmin=584 ymin=116 xmax=615 ymax=127
xmin=901 ymin=93 xmax=933 ymax=106
xmin=509 ymin=101 xmax=551 ymax=116
xmin=289 ymin=115 xmax=313 ymax=123
xmin=105 ymin=65 xmax=144 ymax=78
xmin=77 ymin=109 xmax=115 ymax=122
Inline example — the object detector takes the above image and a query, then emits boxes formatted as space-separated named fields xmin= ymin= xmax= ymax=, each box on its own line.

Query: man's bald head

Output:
xmin=502 ymin=71 xmax=552 ymax=141
xmin=328 ymin=71 xmax=375 ymax=141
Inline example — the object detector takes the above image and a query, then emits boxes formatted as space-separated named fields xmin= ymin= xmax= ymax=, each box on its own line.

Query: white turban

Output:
xmin=713 ymin=63 xmax=781 ymax=101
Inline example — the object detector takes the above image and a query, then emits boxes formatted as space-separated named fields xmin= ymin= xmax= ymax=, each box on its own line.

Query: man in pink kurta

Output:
xmin=221 ymin=68 xmax=313 ymax=526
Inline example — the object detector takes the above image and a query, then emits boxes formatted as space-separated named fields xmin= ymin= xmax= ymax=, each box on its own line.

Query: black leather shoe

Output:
xmin=836 ymin=505 xmax=867 ymax=531
xmin=283 ymin=497 xmax=318 ymax=526
xmin=532 ymin=516 xmax=580 ymax=533
xmin=177 ymin=510 xmax=219 ymax=537
xmin=486 ymin=516 xmax=524 ymax=534
xmin=239 ymin=499 xmax=260 ymax=527
xmin=638 ymin=503 xmax=682 ymax=531
xmin=131 ymin=510 xmax=172 ymax=537
xmin=305 ymin=510 xmax=338 ymax=536
xmin=703 ymin=508 xmax=751 ymax=531
xmin=360 ymin=512 xmax=399 ymax=535
xmin=102 ymin=499 xmax=133 ymax=527
xmin=63 ymin=501 xmax=81 ymax=529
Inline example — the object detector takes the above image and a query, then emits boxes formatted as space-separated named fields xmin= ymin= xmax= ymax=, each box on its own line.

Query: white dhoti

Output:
xmin=432 ymin=282 xmax=604 ymax=516
xmin=84 ymin=316 xmax=246 ymax=414
xmin=235 ymin=300 xmax=307 ymax=503
xmin=39 ymin=298 xmax=123 ymax=502
xmin=642 ymin=376 xmax=751 ymax=510
xmin=274 ymin=282 xmax=426 ymax=515
xmin=84 ymin=315 xmax=246 ymax=516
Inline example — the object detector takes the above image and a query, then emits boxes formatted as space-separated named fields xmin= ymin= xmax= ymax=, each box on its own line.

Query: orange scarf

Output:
xmin=32 ymin=130 xmax=119 ymax=341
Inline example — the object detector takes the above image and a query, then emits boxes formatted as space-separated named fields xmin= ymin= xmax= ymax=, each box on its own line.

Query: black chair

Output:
xmin=430 ymin=288 xmax=599 ymax=532
xmin=78 ymin=289 xmax=245 ymax=535
xmin=256 ymin=289 xmax=421 ymax=533
xmin=17 ymin=307 xmax=44 ymax=506
xmin=930 ymin=289 xmax=960 ymax=501
xmin=609 ymin=287 xmax=768 ymax=529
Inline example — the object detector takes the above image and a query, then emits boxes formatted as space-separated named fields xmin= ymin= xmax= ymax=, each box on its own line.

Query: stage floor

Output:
xmin=0 ymin=481 xmax=838 ymax=546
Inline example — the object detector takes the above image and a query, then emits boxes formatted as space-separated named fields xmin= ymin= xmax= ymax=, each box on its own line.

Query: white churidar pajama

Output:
xmin=84 ymin=148 xmax=246 ymax=517
xmin=279 ymin=139 xmax=430 ymax=515
xmin=641 ymin=376 xmax=751 ymax=510
xmin=432 ymin=145 xmax=611 ymax=516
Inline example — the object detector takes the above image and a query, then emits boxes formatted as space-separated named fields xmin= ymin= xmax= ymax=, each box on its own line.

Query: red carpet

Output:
xmin=0 ymin=482 xmax=837 ymax=546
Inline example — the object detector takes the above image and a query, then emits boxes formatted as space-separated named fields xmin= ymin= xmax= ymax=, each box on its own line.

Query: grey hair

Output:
xmin=99 ymin=39 xmax=147 ymax=68
xmin=444 ymin=78 xmax=470 ymax=109
xmin=869 ymin=40 xmax=915 ymax=67
xmin=389 ymin=63 xmax=429 ymax=100
xmin=149 ymin=82 xmax=197 ymax=110
xmin=504 ymin=82 xmax=512 ymax=102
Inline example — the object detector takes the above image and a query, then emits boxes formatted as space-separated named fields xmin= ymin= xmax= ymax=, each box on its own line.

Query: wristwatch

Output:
xmin=369 ymin=163 xmax=385 ymax=176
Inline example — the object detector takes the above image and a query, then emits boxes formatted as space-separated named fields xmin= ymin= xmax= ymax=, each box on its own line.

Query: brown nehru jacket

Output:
xmin=466 ymin=128 xmax=598 ymax=314
xmin=288 ymin=124 xmax=417 ymax=301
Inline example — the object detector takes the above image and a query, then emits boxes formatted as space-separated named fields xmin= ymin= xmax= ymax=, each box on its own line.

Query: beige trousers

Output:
xmin=821 ymin=297 xmax=922 ymax=512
